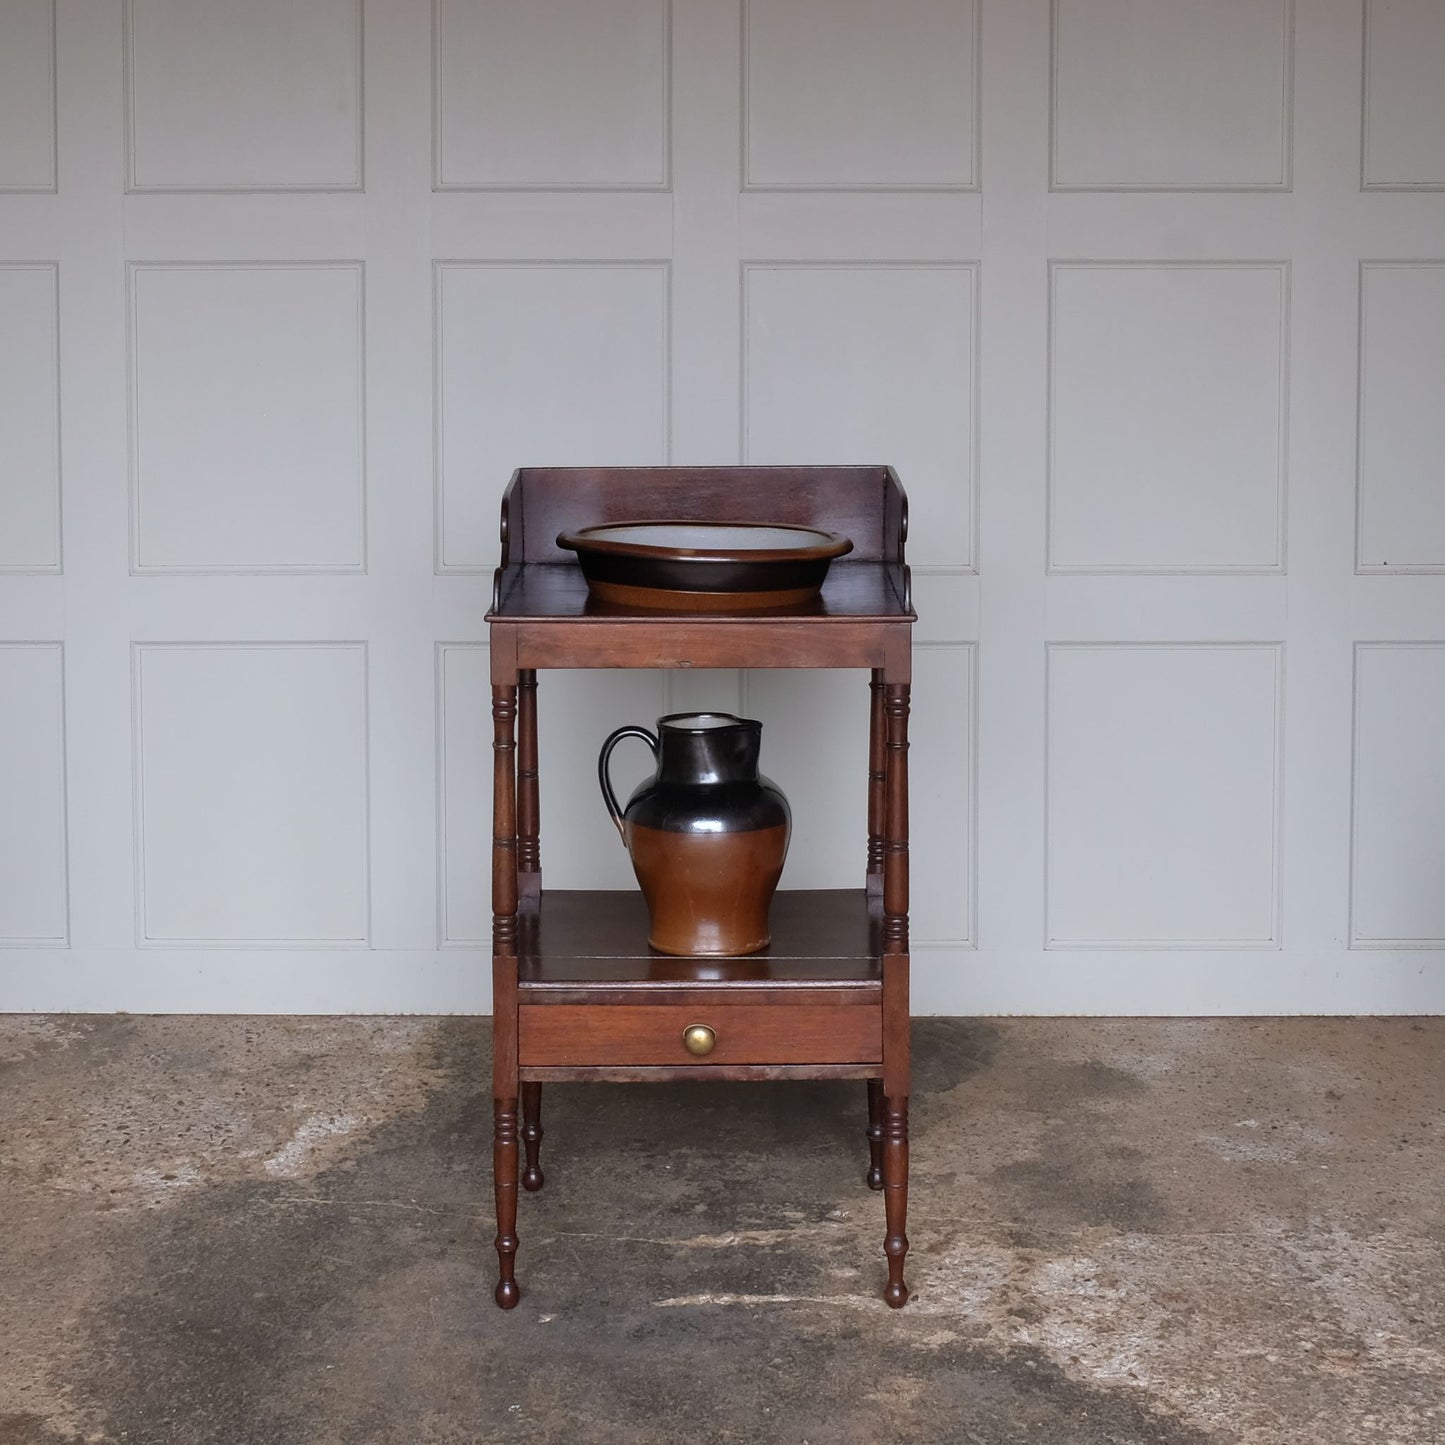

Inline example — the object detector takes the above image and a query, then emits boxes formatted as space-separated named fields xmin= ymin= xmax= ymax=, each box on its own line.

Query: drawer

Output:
xmin=518 ymin=1003 xmax=881 ymax=1067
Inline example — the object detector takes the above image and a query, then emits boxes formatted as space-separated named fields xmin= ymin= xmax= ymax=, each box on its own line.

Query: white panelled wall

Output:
xmin=1 ymin=0 xmax=1443 ymax=1013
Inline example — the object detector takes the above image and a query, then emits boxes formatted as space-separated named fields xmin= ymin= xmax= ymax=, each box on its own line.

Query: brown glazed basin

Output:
xmin=555 ymin=520 xmax=853 ymax=610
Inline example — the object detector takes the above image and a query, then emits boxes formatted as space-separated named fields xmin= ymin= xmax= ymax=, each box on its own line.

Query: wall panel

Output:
xmin=434 ymin=0 xmax=670 ymax=189
xmin=128 ymin=263 xmax=365 ymax=573
xmin=0 ymin=264 xmax=61 ymax=571
xmin=2 ymin=0 xmax=1444 ymax=1012
xmin=1049 ymin=262 xmax=1287 ymax=573
xmin=1351 ymin=643 xmax=1445 ymax=947
xmin=0 ymin=644 xmax=68 ymax=945
xmin=1357 ymin=262 xmax=1445 ymax=570
xmin=1047 ymin=644 xmax=1282 ymax=948
xmin=744 ymin=0 xmax=978 ymax=190
xmin=133 ymin=643 xmax=370 ymax=947
xmin=0 ymin=0 xmax=55 ymax=191
xmin=1363 ymin=0 xmax=1445 ymax=189
xmin=125 ymin=0 xmax=362 ymax=190
xmin=1052 ymin=0 xmax=1292 ymax=189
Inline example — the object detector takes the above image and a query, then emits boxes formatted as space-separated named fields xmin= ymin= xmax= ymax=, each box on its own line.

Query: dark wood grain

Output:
xmin=509 ymin=616 xmax=905 ymax=671
xmin=883 ymin=956 xmax=912 ymax=1101
xmin=517 ymin=888 xmax=881 ymax=967
xmin=517 ymin=671 xmax=539 ymax=892
xmin=882 ymin=1095 xmax=910 ymax=1308
xmin=491 ymin=683 xmax=521 ymax=1308
xmin=883 ymin=683 xmax=910 ymax=951
xmin=492 ymin=1097 xmax=520 ymax=1308
xmin=497 ymin=465 xmax=903 ymax=566
xmin=488 ymin=465 xmax=913 ymax=1311
xmin=491 ymin=687 xmax=518 ymax=956
xmin=490 ymin=684 xmax=520 ymax=1097
xmin=497 ymin=468 xmax=526 ymax=570
xmin=520 ymin=1081 xmax=543 ymax=1193
xmin=865 ymin=1078 xmax=884 ymax=1190
xmin=519 ymin=1004 xmax=881 ymax=1067
xmin=522 ymin=983 xmax=878 ymax=1009
xmin=867 ymin=670 xmax=886 ymax=887
xmin=881 ymin=679 xmax=912 ymax=1104
xmin=518 ymin=1063 xmax=881 ymax=1083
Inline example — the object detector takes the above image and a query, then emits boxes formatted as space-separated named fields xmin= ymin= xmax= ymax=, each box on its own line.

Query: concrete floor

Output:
xmin=0 ymin=1017 xmax=1441 ymax=1444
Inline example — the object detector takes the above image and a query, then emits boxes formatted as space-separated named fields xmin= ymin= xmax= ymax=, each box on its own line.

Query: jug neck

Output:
xmin=656 ymin=713 xmax=761 ymax=786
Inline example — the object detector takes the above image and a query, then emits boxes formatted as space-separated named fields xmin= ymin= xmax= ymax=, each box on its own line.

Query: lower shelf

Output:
xmin=516 ymin=888 xmax=884 ymax=992
xmin=510 ymin=889 xmax=893 ymax=1080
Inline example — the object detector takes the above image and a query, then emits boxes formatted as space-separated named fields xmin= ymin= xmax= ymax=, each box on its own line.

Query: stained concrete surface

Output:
xmin=0 ymin=1017 xmax=1441 ymax=1445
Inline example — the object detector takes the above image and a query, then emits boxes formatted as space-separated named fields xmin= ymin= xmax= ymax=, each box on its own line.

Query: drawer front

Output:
xmin=519 ymin=1003 xmax=881 ymax=1067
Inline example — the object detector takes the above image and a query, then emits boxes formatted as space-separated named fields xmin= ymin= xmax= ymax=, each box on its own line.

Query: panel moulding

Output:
xmin=1355 ymin=260 xmax=1445 ymax=573
xmin=1046 ymin=260 xmax=1290 ymax=575
xmin=0 ymin=0 xmax=56 ymax=193
xmin=131 ymin=641 xmax=372 ymax=949
xmin=126 ymin=261 xmax=368 ymax=575
xmin=1361 ymin=0 xmax=1445 ymax=191
xmin=739 ymin=260 xmax=980 ymax=574
xmin=1049 ymin=0 xmax=1294 ymax=192
xmin=432 ymin=0 xmax=672 ymax=192
xmin=740 ymin=0 xmax=981 ymax=192
xmin=0 ymin=261 xmax=62 ymax=573
xmin=1043 ymin=641 xmax=1285 ymax=950
xmin=1349 ymin=641 xmax=1445 ymax=947
xmin=0 ymin=641 xmax=69 ymax=947
xmin=122 ymin=0 xmax=365 ymax=193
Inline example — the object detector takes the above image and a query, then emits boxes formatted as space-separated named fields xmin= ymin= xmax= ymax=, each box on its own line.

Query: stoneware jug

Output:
xmin=598 ymin=712 xmax=791 ymax=956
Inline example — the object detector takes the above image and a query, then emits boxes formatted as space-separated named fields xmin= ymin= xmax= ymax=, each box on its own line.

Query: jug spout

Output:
xmin=595 ymin=711 xmax=790 ymax=956
xmin=655 ymin=712 xmax=760 ymax=786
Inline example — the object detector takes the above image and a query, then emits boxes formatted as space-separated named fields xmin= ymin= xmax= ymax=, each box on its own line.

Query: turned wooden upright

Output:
xmin=485 ymin=466 xmax=914 ymax=1309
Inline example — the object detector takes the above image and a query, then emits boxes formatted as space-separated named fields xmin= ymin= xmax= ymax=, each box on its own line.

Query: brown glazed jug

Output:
xmin=598 ymin=712 xmax=791 ymax=956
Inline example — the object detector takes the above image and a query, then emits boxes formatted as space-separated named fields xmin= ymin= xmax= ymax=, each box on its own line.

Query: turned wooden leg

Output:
xmin=882 ymin=681 xmax=910 ymax=954
xmin=866 ymin=670 xmax=886 ymax=894
xmin=882 ymin=1095 xmax=910 ymax=1308
xmin=517 ymin=670 xmax=540 ymax=897
xmin=879 ymin=674 xmax=911 ymax=1307
xmin=521 ymin=1081 xmax=544 ymax=1192
xmin=494 ymin=1097 xmax=521 ymax=1307
xmin=492 ymin=681 xmax=521 ymax=1309
xmin=865 ymin=1079 xmax=884 ymax=1190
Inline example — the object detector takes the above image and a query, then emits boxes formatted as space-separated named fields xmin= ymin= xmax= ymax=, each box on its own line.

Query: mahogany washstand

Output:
xmin=485 ymin=466 xmax=914 ymax=1308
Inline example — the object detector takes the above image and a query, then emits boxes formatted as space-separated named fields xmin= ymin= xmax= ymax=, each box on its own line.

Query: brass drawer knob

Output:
xmin=682 ymin=1023 xmax=717 ymax=1057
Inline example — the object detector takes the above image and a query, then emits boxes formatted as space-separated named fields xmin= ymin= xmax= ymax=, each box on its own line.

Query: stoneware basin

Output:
xmin=555 ymin=520 xmax=853 ymax=610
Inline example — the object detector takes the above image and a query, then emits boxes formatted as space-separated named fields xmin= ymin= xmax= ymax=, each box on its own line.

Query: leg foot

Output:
xmin=881 ymin=1095 xmax=909 ymax=1308
xmin=521 ymin=1081 xmax=544 ymax=1192
xmin=865 ymin=1079 xmax=884 ymax=1190
xmin=494 ymin=1096 xmax=521 ymax=1308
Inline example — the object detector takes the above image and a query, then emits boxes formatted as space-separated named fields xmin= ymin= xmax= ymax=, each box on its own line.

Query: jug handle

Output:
xmin=598 ymin=725 xmax=659 ymax=842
